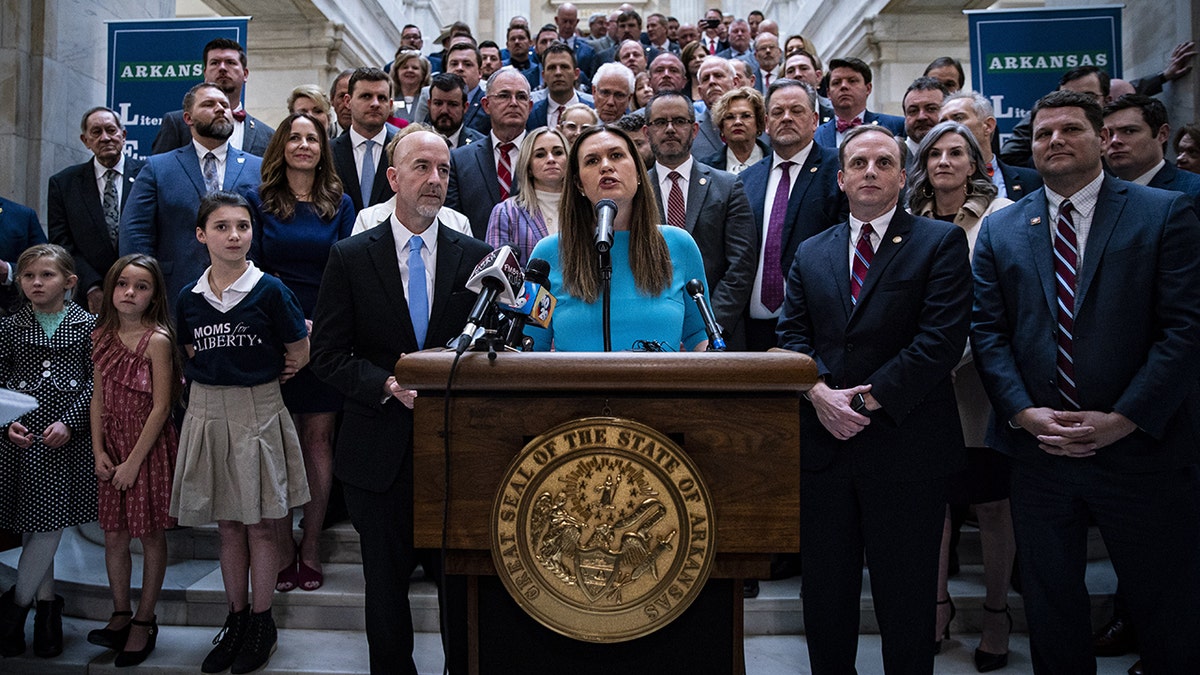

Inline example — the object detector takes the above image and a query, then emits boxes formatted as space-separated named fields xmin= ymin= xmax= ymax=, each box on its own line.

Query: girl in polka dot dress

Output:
xmin=0 ymin=244 xmax=96 ymax=659
xmin=85 ymin=254 xmax=181 ymax=667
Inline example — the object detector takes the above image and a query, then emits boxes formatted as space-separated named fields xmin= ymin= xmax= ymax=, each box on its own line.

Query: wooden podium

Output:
xmin=398 ymin=350 xmax=816 ymax=674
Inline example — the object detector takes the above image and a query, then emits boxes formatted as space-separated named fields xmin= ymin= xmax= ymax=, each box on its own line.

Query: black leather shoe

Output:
xmin=974 ymin=604 xmax=1012 ymax=672
xmin=1094 ymin=615 xmax=1137 ymax=657
xmin=202 ymin=606 xmax=250 ymax=673
xmin=32 ymin=595 xmax=63 ymax=658
xmin=230 ymin=609 xmax=277 ymax=674
xmin=743 ymin=579 xmax=760 ymax=599
xmin=87 ymin=611 xmax=133 ymax=650
xmin=114 ymin=616 xmax=157 ymax=667
xmin=1127 ymin=659 xmax=1143 ymax=675
xmin=0 ymin=587 xmax=30 ymax=657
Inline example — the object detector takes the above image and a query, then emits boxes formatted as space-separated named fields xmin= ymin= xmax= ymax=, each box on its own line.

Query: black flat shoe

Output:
xmin=230 ymin=608 xmax=277 ymax=674
xmin=1094 ymin=614 xmax=1137 ymax=657
xmin=202 ymin=606 xmax=250 ymax=674
xmin=32 ymin=595 xmax=63 ymax=658
xmin=87 ymin=610 xmax=133 ymax=650
xmin=974 ymin=604 xmax=1012 ymax=672
xmin=114 ymin=616 xmax=157 ymax=667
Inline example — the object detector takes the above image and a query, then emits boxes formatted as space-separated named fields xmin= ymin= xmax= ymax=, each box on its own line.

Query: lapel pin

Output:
xmin=1030 ymin=216 xmax=1041 ymax=225
xmin=0 ymin=207 xmax=4 ymax=215
xmin=699 ymin=177 xmax=707 ymax=185
xmin=237 ymin=157 xmax=245 ymax=164
xmin=892 ymin=235 xmax=902 ymax=244
xmin=1013 ymin=185 xmax=1023 ymax=192
xmin=810 ymin=166 xmax=818 ymax=173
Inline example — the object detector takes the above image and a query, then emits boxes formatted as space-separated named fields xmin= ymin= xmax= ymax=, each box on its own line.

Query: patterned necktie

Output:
xmin=360 ymin=139 xmax=376 ymax=208
xmin=708 ymin=39 xmax=716 ymax=55
xmin=763 ymin=72 xmax=771 ymax=89
xmin=498 ymin=142 xmax=516 ymax=201
xmin=850 ymin=223 xmax=874 ymax=304
xmin=760 ymin=160 xmax=793 ymax=312
xmin=666 ymin=171 xmax=686 ymax=229
xmin=408 ymin=236 xmax=429 ymax=349
xmin=835 ymin=116 xmax=863 ymax=133
xmin=102 ymin=169 xmax=120 ymax=245
xmin=1054 ymin=200 xmax=1080 ymax=409
xmin=202 ymin=152 xmax=220 ymax=193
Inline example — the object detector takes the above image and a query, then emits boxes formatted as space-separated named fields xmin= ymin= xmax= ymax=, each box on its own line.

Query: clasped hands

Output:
xmin=808 ymin=381 xmax=878 ymax=441
xmin=1012 ymin=407 xmax=1136 ymax=457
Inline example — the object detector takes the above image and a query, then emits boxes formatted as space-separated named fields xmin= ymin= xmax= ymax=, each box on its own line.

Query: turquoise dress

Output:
xmin=527 ymin=226 xmax=711 ymax=352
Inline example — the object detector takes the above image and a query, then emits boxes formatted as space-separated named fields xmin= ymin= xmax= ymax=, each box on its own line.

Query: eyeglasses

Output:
xmin=489 ymin=91 xmax=531 ymax=103
xmin=648 ymin=117 xmax=692 ymax=129
xmin=721 ymin=111 xmax=755 ymax=124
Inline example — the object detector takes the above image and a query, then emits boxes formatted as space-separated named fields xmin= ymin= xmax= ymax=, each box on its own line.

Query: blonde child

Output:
xmin=86 ymin=254 xmax=181 ymax=666
xmin=170 ymin=191 xmax=310 ymax=674
xmin=0 ymin=244 xmax=96 ymax=658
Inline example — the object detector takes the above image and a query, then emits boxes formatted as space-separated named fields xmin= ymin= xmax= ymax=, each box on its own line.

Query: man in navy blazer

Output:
xmin=446 ymin=67 xmax=532 ymax=239
xmin=311 ymin=130 xmax=490 ymax=675
xmin=972 ymin=90 xmax=1200 ymax=674
xmin=332 ymin=68 xmax=398 ymax=213
xmin=739 ymin=79 xmax=847 ymax=351
xmin=119 ymin=83 xmax=262 ymax=310
xmin=0 ymin=195 xmax=48 ymax=314
xmin=48 ymin=106 xmax=145 ymax=311
xmin=151 ymin=38 xmax=273 ymax=156
xmin=1104 ymin=93 xmax=1200 ymax=199
xmin=525 ymin=43 xmax=594 ymax=131
xmin=939 ymin=91 xmax=1042 ymax=202
xmin=778 ymin=124 xmax=971 ymax=674
xmin=813 ymin=57 xmax=905 ymax=148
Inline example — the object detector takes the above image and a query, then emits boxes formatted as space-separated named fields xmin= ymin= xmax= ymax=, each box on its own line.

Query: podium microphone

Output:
xmin=501 ymin=258 xmax=557 ymax=348
xmin=686 ymin=278 xmax=726 ymax=352
xmin=449 ymin=245 xmax=524 ymax=354
xmin=594 ymin=198 xmax=616 ymax=253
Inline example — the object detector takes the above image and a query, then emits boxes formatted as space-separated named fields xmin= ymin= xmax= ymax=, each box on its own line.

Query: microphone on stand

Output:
xmin=686 ymin=278 xmax=726 ymax=351
xmin=594 ymin=198 xmax=616 ymax=253
xmin=448 ymin=245 xmax=524 ymax=354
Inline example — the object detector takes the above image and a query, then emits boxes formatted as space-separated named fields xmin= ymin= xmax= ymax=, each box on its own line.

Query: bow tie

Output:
xmin=231 ymin=109 xmax=247 ymax=122
xmin=835 ymin=116 xmax=862 ymax=133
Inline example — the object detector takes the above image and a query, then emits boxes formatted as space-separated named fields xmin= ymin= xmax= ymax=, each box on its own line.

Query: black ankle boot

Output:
xmin=201 ymin=606 xmax=251 ymax=673
xmin=230 ymin=608 xmax=277 ymax=674
xmin=0 ymin=587 xmax=31 ymax=657
xmin=33 ymin=595 xmax=64 ymax=658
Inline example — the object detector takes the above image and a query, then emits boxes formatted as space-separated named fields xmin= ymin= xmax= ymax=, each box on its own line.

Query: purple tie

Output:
xmin=1054 ymin=200 xmax=1080 ymax=409
xmin=761 ymin=161 xmax=793 ymax=311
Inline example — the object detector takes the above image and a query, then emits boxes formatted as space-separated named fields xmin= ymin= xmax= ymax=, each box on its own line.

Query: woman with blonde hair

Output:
xmin=707 ymin=87 xmax=769 ymax=173
xmin=388 ymin=50 xmax=430 ymax=125
xmin=286 ymin=85 xmax=333 ymax=136
xmin=486 ymin=126 xmax=569 ymax=261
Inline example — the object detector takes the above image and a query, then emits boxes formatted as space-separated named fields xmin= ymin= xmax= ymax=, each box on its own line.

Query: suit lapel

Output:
xmin=685 ymin=164 xmax=709 ymax=234
xmin=174 ymin=146 xmax=208 ymax=196
xmin=428 ymin=224 xmax=465 ymax=343
xmin=742 ymin=157 xmax=771 ymax=247
xmin=74 ymin=164 xmax=107 ymax=234
xmin=1022 ymin=190 xmax=1058 ymax=318
xmin=119 ymin=158 xmax=144 ymax=209
xmin=366 ymin=224 xmax=419 ymax=346
xmin=223 ymin=148 xmax=250 ymax=190
xmin=648 ymin=167 xmax=666 ymax=221
xmin=333 ymin=135 xmax=362 ymax=199
xmin=825 ymin=223 xmax=854 ymax=322
xmin=1075 ymin=179 xmax=1125 ymax=313
xmin=473 ymin=140 xmax=503 ymax=203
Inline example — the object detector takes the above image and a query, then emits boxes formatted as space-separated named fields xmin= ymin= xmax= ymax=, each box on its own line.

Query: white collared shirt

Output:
xmin=491 ymin=130 xmax=527 ymax=170
xmin=547 ymin=93 xmax=581 ymax=128
xmin=350 ymin=127 xmax=389 ymax=181
xmin=1045 ymin=171 xmax=1104 ymax=266
xmin=92 ymin=155 xmax=128 ymax=206
xmin=656 ymin=156 xmax=695 ymax=214
xmin=847 ymin=206 xmax=897 ymax=275
xmin=749 ymin=144 xmax=814 ymax=318
xmin=1133 ymin=159 xmax=1167 ymax=186
xmin=986 ymin=158 xmax=1008 ymax=197
xmin=192 ymin=140 xmax=229 ymax=187
xmin=391 ymin=215 xmax=439 ymax=322
xmin=725 ymin=144 xmax=764 ymax=175
xmin=229 ymin=105 xmax=246 ymax=151
xmin=193 ymin=261 xmax=264 ymax=313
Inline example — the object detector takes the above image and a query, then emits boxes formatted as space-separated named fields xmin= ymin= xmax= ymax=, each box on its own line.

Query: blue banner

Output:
xmin=106 ymin=18 xmax=249 ymax=159
xmin=966 ymin=6 xmax=1122 ymax=141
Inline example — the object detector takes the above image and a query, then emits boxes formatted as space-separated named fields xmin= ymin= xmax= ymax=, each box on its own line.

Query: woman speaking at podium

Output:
xmin=525 ymin=125 xmax=711 ymax=352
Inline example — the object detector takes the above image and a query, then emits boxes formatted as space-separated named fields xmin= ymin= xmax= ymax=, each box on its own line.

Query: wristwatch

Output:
xmin=851 ymin=393 xmax=869 ymax=415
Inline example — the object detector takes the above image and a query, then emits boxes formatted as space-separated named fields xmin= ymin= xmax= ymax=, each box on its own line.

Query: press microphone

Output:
xmin=686 ymin=278 xmax=725 ymax=352
xmin=594 ymin=198 xmax=616 ymax=253
xmin=449 ymin=245 xmax=524 ymax=354
xmin=501 ymin=258 xmax=557 ymax=348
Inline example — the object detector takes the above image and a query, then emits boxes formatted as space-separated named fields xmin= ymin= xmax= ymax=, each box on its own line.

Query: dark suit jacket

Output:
xmin=452 ymin=125 xmax=488 ymax=149
xmin=996 ymin=158 xmax=1042 ymax=202
xmin=118 ymin=144 xmax=262 ymax=308
xmin=0 ymin=196 xmax=48 ymax=313
xmin=332 ymin=128 xmax=397 ymax=212
xmin=740 ymin=144 xmax=848 ymax=285
xmin=649 ymin=161 xmax=756 ymax=348
xmin=446 ymin=137 xmax=521 ymax=239
xmin=151 ymin=109 xmax=274 ymax=156
xmin=690 ymin=109 xmax=725 ymax=162
xmin=972 ymin=178 xmax=1200 ymax=473
xmin=778 ymin=209 xmax=971 ymax=480
xmin=571 ymin=39 xmax=598 ymax=79
xmin=526 ymin=92 xmax=595 ymax=131
xmin=1148 ymin=161 xmax=1200 ymax=197
xmin=47 ymin=157 xmax=146 ymax=293
xmin=310 ymin=221 xmax=491 ymax=491
xmin=813 ymin=110 xmax=906 ymax=148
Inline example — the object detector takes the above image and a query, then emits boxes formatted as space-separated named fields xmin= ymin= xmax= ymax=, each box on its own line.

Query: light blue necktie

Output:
xmin=360 ymin=139 xmax=376 ymax=208
xmin=408 ymin=236 xmax=429 ymax=348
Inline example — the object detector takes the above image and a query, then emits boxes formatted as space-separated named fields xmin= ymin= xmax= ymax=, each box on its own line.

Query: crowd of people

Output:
xmin=0 ymin=3 xmax=1197 ymax=674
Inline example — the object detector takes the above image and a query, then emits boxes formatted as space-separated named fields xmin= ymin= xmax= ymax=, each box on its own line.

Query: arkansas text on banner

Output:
xmin=106 ymin=17 xmax=250 ymax=160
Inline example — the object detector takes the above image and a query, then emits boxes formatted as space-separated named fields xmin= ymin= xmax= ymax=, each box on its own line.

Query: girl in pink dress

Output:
xmin=87 ymin=254 xmax=181 ymax=667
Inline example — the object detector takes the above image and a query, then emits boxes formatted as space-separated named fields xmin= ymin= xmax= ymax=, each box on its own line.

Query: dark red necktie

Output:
xmin=232 ymin=109 xmax=247 ymax=122
xmin=497 ymin=142 xmax=516 ymax=201
xmin=760 ymin=161 xmax=793 ymax=311
xmin=835 ymin=116 xmax=862 ymax=133
xmin=1054 ymin=200 xmax=1080 ymax=409
xmin=850 ymin=223 xmax=874 ymax=304
xmin=667 ymin=171 xmax=686 ymax=229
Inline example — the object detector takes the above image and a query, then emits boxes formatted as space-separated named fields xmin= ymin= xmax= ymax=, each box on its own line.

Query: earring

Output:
xmin=922 ymin=184 xmax=933 ymax=199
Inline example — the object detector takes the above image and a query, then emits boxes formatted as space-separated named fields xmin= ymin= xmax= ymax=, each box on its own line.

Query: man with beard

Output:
xmin=527 ymin=43 xmax=593 ymax=130
xmin=813 ymin=57 xmax=905 ymax=148
xmin=643 ymin=90 xmax=755 ymax=348
xmin=152 ymin=38 xmax=273 ymax=155
xmin=901 ymin=77 xmax=948 ymax=174
xmin=596 ymin=10 xmax=655 ymax=66
xmin=692 ymin=56 xmax=742 ymax=159
xmin=48 ymin=106 xmax=146 ymax=312
xmin=427 ymin=73 xmax=487 ymax=149
xmin=120 ymin=82 xmax=262 ymax=310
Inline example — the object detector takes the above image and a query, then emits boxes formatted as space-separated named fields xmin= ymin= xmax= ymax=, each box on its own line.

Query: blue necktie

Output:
xmin=360 ymin=139 xmax=376 ymax=208
xmin=408 ymin=236 xmax=429 ymax=348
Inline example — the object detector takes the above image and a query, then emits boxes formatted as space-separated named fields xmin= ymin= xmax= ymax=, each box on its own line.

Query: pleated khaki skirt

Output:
xmin=170 ymin=381 xmax=311 ymax=526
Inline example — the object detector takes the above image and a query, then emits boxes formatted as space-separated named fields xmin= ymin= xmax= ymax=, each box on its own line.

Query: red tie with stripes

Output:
xmin=667 ymin=171 xmax=686 ymax=229
xmin=497 ymin=142 xmax=516 ymax=201
xmin=1054 ymin=200 xmax=1080 ymax=409
xmin=850 ymin=223 xmax=874 ymax=304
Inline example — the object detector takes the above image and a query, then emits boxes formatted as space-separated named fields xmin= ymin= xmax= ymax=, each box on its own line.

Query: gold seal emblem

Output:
xmin=491 ymin=417 xmax=716 ymax=642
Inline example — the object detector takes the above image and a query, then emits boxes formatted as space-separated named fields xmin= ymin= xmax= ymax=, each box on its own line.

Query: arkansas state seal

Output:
xmin=491 ymin=416 xmax=717 ymax=642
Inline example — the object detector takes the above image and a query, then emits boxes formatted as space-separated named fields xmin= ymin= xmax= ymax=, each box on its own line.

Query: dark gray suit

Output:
xmin=48 ymin=157 xmax=146 ymax=293
xmin=648 ymin=161 xmax=756 ymax=348
xmin=332 ymin=129 xmax=397 ymax=213
xmin=445 ymin=137 xmax=520 ymax=240
xmin=151 ymin=109 xmax=273 ymax=156
xmin=690 ymin=109 xmax=725 ymax=161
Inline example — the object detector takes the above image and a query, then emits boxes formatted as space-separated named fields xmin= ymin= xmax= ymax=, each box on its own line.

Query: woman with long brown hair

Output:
xmin=525 ymin=125 xmax=710 ymax=352
xmin=248 ymin=113 xmax=353 ymax=594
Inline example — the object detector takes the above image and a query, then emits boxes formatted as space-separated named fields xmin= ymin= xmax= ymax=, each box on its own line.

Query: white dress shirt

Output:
xmin=1045 ymin=171 xmax=1104 ymax=266
xmin=390 ymin=215 xmax=440 ymax=323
